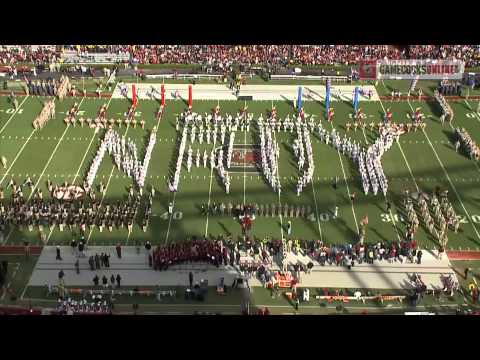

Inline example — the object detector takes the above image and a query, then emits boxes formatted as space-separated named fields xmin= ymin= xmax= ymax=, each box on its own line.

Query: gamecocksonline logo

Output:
xmin=359 ymin=60 xmax=377 ymax=79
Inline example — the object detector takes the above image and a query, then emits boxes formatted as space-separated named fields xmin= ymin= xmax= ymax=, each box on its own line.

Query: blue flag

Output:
xmin=353 ymin=86 xmax=359 ymax=113
xmin=325 ymin=79 xmax=331 ymax=117
xmin=297 ymin=86 xmax=303 ymax=112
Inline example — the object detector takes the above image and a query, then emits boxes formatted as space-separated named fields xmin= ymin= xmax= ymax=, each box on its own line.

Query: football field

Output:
xmin=1 ymin=81 xmax=480 ymax=251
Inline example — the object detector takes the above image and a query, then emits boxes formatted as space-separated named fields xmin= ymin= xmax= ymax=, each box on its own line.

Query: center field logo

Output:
xmin=228 ymin=145 xmax=260 ymax=173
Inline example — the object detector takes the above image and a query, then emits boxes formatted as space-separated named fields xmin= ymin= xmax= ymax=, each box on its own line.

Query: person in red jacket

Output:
xmin=327 ymin=107 xmax=334 ymax=122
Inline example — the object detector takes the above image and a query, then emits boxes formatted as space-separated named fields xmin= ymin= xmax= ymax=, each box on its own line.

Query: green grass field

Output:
xmin=1 ymin=80 xmax=480 ymax=251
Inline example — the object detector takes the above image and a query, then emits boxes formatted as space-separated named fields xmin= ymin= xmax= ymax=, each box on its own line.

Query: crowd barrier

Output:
xmin=0 ymin=245 xmax=43 ymax=255
xmin=146 ymin=74 xmax=223 ymax=80
xmin=270 ymin=75 xmax=350 ymax=82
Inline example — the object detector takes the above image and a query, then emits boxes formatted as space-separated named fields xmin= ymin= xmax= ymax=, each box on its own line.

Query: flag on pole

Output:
xmin=161 ymin=83 xmax=165 ymax=108
xmin=353 ymin=86 xmax=359 ymax=113
xmin=296 ymin=86 xmax=303 ymax=112
xmin=325 ymin=79 xmax=331 ymax=118
xmin=188 ymin=84 xmax=192 ymax=109
xmin=132 ymin=84 xmax=137 ymax=108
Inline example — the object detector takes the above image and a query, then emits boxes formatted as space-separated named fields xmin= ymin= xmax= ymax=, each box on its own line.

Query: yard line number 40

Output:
xmin=4 ymin=108 xmax=23 ymax=114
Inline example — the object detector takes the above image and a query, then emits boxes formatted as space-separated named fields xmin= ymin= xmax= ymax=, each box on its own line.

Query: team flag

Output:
xmin=353 ymin=86 xmax=360 ymax=113
xmin=161 ymin=83 xmax=165 ymax=108
xmin=188 ymin=84 xmax=193 ymax=109
xmin=296 ymin=86 xmax=303 ymax=112
xmin=132 ymin=84 xmax=137 ymax=108
xmin=325 ymin=79 xmax=331 ymax=117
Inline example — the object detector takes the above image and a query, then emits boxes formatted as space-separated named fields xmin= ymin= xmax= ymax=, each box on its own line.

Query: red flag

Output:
xmin=161 ymin=84 xmax=165 ymax=108
xmin=132 ymin=84 xmax=137 ymax=108
xmin=188 ymin=85 xmax=192 ymax=109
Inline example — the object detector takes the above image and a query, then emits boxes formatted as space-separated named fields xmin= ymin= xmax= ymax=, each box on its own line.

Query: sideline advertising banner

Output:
xmin=359 ymin=59 xmax=465 ymax=80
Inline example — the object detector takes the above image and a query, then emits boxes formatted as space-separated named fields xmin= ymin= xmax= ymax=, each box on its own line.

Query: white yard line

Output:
xmin=27 ymin=97 xmax=86 ymax=202
xmin=71 ymin=130 xmax=98 ymax=184
xmin=461 ymin=100 xmax=480 ymax=173
xmin=0 ymin=263 xmax=20 ymax=301
xmin=243 ymin=126 xmax=247 ymax=205
xmin=376 ymin=98 xmax=420 ymax=192
xmin=464 ymin=99 xmax=480 ymax=126
xmin=0 ymin=128 xmax=37 ymax=186
xmin=87 ymin=100 xmax=131 ymax=245
xmin=86 ymin=139 xmax=124 ymax=245
xmin=47 ymin=94 xmax=115 ymax=244
xmin=20 ymin=272 xmax=30 ymax=300
xmin=360 ymin=125 xmax=369 ymax=145
xmin=272 ymin=131 xmax=285 ymax=241
xmin=2 ymin=228 xmax=14 ymax=244
xmin=305 ymin=125 xmax=322 ymax=241
xmin=328 ymin=122 xmax=359 ymax=234
xmin=407 ymin=99 xmax=480 ymax=242
xmin=3 ymin=226 xmax=15 ymax=245
xmin=127 ymin=102 xmax=164 ymax=247
xmin=361 ymin=126 xmax=398 ymax=241
xmin=27 ymin=124 xmax=71 ymax=201
xmin=310 ymin=180 xmax=323 ymax=242
xmin=72 ymin=90 xmax=117 ymax=185
xmin=445 ymin=111 xmax=480 ymax=172
xmin=204 ymin=133 xmax=218 ymax=238
xmin=165 ymin=192 xmax=177 ymax=244
xmin=0 ymin=96 xmax=29 ymax=135
xmin=376 ymin=97 xmax=422 ymax=240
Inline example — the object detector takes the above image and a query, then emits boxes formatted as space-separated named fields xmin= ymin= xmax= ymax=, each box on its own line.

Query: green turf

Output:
xmin=1 ymin=81 xmax=480 ymax=251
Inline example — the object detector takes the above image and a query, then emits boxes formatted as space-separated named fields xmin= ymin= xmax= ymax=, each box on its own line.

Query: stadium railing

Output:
xmin=146 ymin=74 xmax=223 ymax=80
xmin=0 ymin=305 xmax=42 ymax=315
xmin=0 ymin=245 xmax=43 ymax=255
xmin=270 ymin=74 xmax=350 ymax=82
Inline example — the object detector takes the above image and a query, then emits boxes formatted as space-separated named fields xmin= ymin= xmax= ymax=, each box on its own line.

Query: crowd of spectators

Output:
xmin=237 ymin=238 xmax=423 ymax=283
xmin=148 ymin=235 xmax=423 ymax=279
xmin=2 ymin=45 xmax=480 ymax=70
xmin=304 ymin=239 xmax=421 ymax=267
xmin=63 ymin=45 xmax=480 ymax=68
xmin=0 ymin=45 xmax=60 ymax=66
xmin=409 ymin=45 xmax=480 ymax=67
xmin=152 ymin=238 xmax=225 ymax=271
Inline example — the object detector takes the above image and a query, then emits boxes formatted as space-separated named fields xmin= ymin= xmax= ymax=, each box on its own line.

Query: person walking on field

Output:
xmin=189 ymin=271 xmax=194 ymax=288
xmin=287 ymin=221 xmax=292 ymax=236
xmin=350 ymin=192 xmax=356 ymax=203
xmin=56 ymin=246 xmax=62 ymax=261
